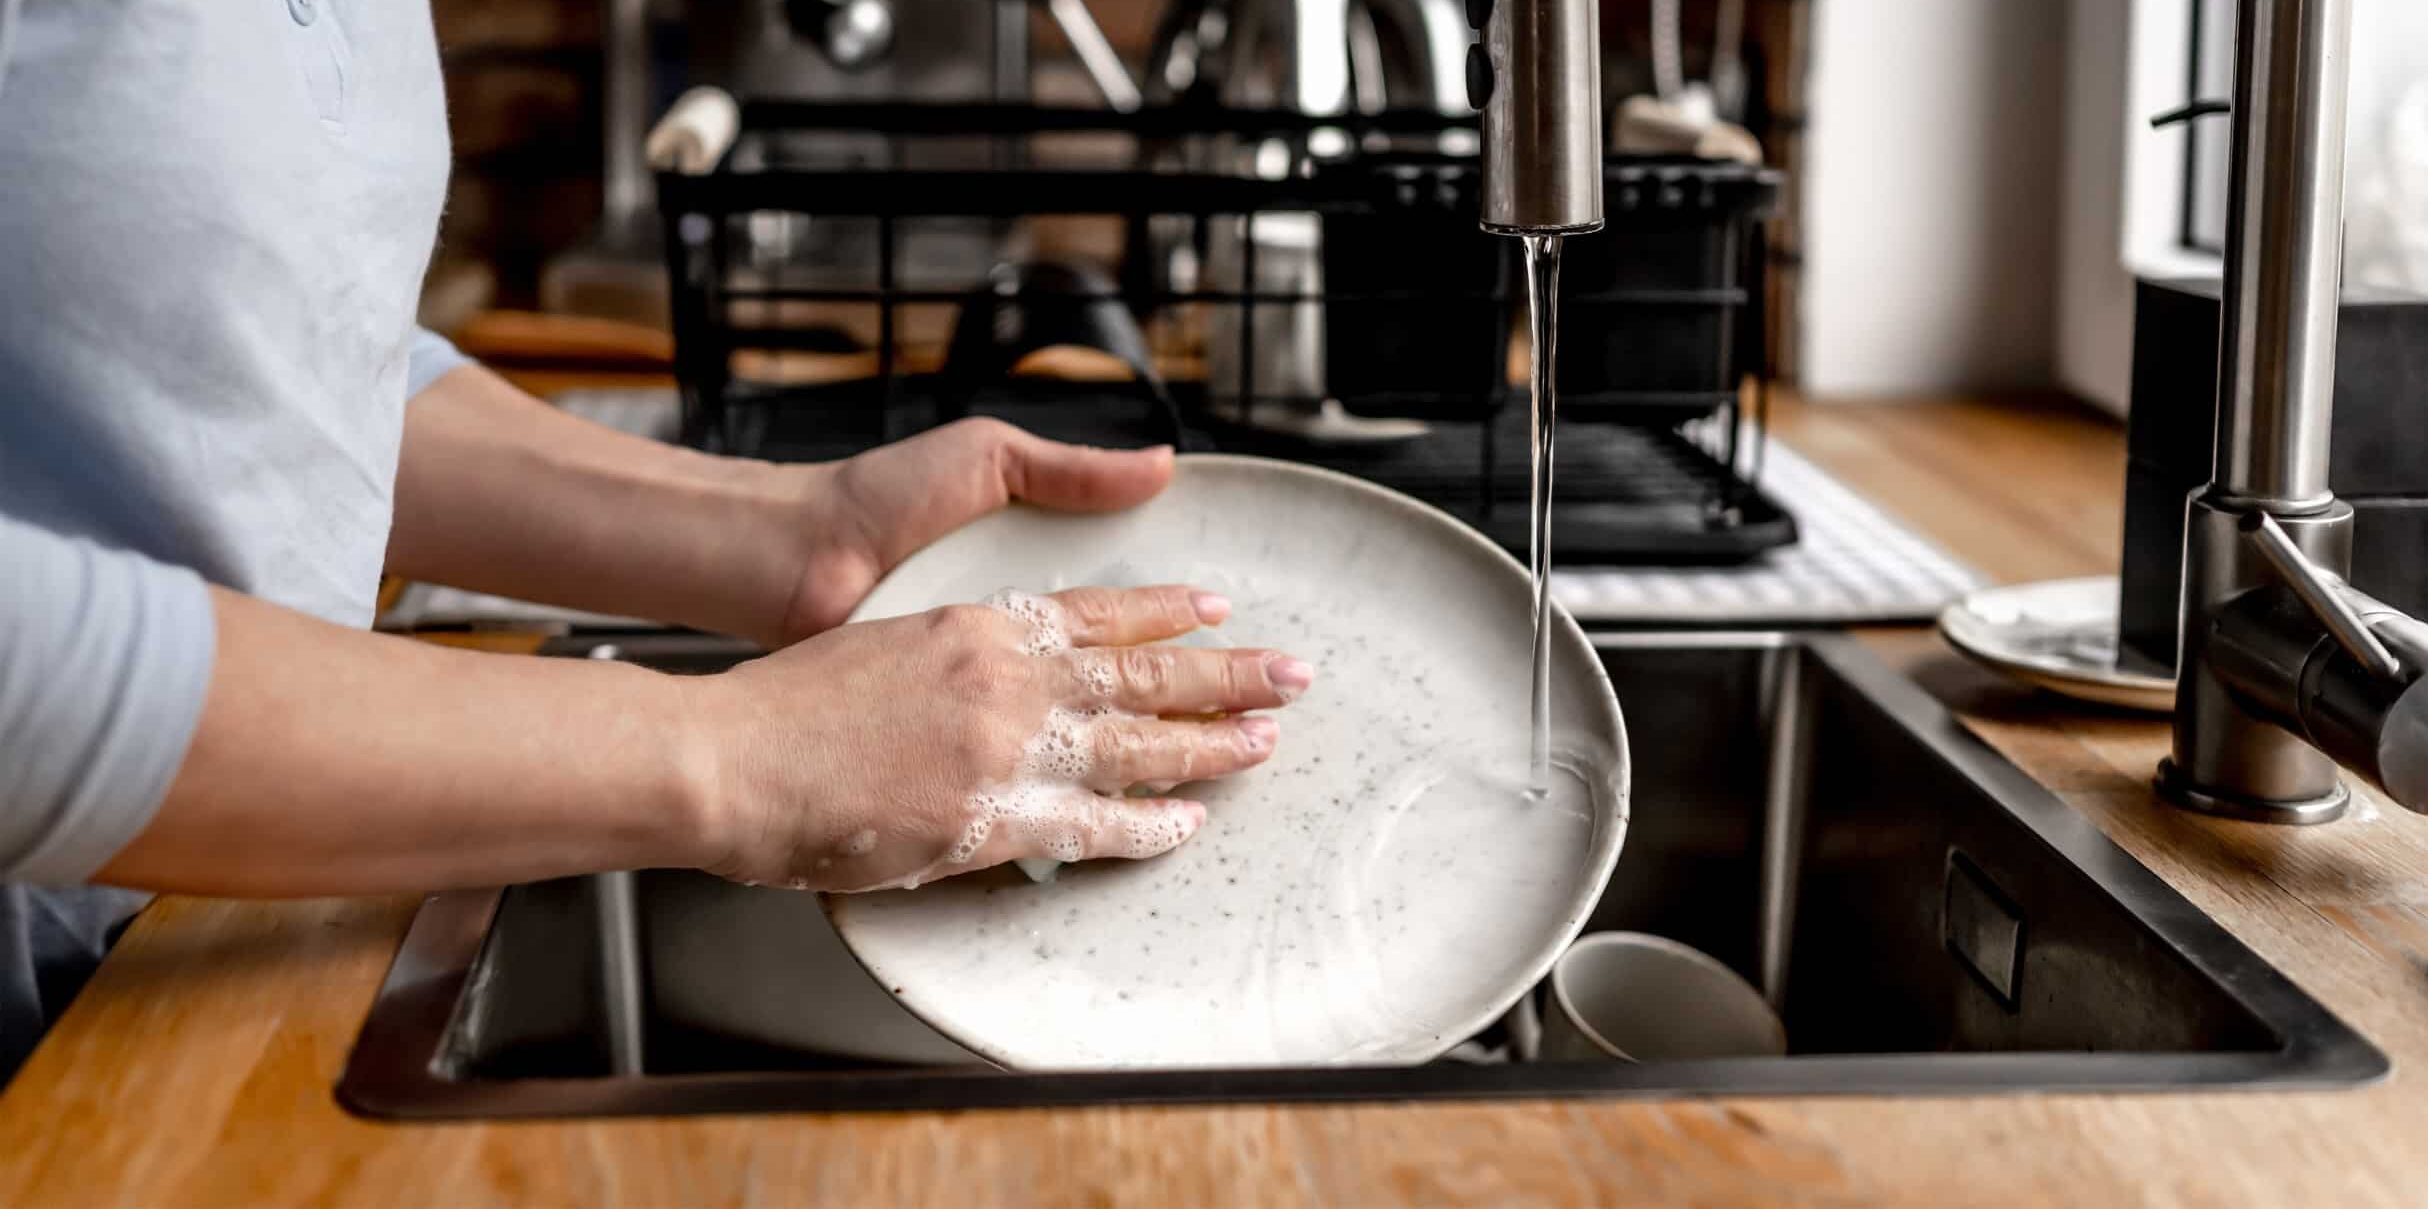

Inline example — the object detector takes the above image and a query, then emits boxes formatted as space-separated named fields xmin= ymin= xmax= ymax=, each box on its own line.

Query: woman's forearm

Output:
xmin=385 ymin=364 xmax=812 ymax=644
xmin=94 ymin=586 xmax=716 ymax=897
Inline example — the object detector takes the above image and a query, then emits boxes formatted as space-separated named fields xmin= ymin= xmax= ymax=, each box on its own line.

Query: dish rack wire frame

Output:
xmin=653 ymin=99 xmax=1782 ymax=524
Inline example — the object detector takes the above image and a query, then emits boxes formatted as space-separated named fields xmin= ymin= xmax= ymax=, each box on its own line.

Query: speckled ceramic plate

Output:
xmin=830 ymin=454 xmax=1630 ymax=1070
xmin=1939 ymin=576 xmax=2175 ymax=713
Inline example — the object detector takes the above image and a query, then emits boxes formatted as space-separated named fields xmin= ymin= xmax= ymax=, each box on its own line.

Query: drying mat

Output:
xmin=1552 ymin=436 xmax=1985 ymax=625
xmin=381 ymin=388 xmax=1982 ymax=631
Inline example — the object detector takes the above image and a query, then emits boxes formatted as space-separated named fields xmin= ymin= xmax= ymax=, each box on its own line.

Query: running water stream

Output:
xmin=1521 ymin=232 xmax=1562 ymax=795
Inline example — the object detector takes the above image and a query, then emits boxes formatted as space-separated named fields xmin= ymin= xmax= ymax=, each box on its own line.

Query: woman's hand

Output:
xmin=762 ymin=419 xmax=1174 ymax=645
xmin=686 ymin=584 xmax=1314 ymax=892
xmin=387 ymin=369 xmax=1168 ymax=650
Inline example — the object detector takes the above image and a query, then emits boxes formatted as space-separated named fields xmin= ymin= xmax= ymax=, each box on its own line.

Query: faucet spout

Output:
xmin=1477 ymin=0 xmax=1604 ymax=235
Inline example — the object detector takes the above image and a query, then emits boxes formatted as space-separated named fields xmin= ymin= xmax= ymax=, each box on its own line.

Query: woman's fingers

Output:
xmin=993 ymin=426 xmax=1176 ymax=513
xmin=1017 ymin=586 xmax=1317 ymax=714
xmin=881 ymin=582 xmax=1308 ymax=883
xmin=967 ymin=788 xmax=1212 ymax=868
xmin=1081 ymin=794 xmax=1208 ymax=859
xmin=1051 ymin=585 xmax=1229 ymax=647
xmin=1086 ymin=715 xmax=1277 ymax=792
xmin=1071 ymin=645 xmax=1314 ymax=714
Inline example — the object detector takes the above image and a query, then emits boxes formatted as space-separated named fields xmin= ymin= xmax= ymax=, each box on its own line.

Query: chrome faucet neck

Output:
xmin=2208 ymin=0 xmax=2352 ymax=507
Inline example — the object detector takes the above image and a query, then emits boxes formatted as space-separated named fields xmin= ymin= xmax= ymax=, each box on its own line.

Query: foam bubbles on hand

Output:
xmin=982 ymin=588 xmax=1070 ymax=655
xmin=856 ymin=590 xmax=1204 ymax=891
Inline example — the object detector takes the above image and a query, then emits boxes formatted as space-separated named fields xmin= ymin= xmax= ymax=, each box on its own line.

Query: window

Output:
xmin=2175 ymin=0 xmax=2428 ymax=274
xmin=2181 ymin=0 xmax=2233 ymax=254
xmin=2052 ymin=0 xmax=2425 ymax=413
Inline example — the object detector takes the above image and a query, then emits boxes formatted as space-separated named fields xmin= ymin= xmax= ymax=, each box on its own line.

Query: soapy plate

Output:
xmin=830 ymin=454 xmax=1630 ymax=1069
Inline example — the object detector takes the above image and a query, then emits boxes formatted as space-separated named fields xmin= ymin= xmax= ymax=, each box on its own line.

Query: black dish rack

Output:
xmin=656 ymin=101 xmax=1793 ymax=563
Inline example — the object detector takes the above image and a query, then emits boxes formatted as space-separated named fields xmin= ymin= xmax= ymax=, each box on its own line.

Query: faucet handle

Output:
xmin=2242 ymin=512 xmax=2408 ymax=681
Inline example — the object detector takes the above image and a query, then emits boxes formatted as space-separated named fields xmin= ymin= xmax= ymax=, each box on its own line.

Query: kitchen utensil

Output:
xmin=1200 ymin=210 xmax=1319 ymax=410
xmin=1204 ymin=212 xmax=1430 ymax=444
xmin=1940 ymin=577 xmax=2175 ymax=713
xmin=1537 ymin=931 xmax=1785 ymax=1062
xmin=1624 ymin=0 xmax=1759 ymax=161
xmin=828 ymin=454 xmax=1630 ymax=1069
xmin=1140 ymin=0 xmax=1470 ymax=116
xmin=938 ymin=259 xmax=1185 ymax=445
xmin=643 ymin=87 xmax=742 ymax=176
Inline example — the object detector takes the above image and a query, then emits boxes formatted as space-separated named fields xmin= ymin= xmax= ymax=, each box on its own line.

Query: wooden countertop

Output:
xmin=9 ymin=392 xmax=2428 ymax=1207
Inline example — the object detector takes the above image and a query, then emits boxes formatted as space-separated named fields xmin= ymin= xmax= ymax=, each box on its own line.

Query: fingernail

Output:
xmin=1192 ymin=591 xmax=1232 ymax=624
xmin=1239 ymin=715 xmax=1279 ymax=750
xmin=1182 ymin=801 xmax=1209 ymax=828
xmin=1267 ymin=656 xmax=1315 ymax=698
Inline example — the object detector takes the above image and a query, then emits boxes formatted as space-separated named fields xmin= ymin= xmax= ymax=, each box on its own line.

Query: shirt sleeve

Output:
xmin=0 ymin=0 xmax=21 ymax=98
xmin=406 ymin=327 xmax=473 ymax=398
xmin=0 ymin=512 xmax=216 ymax=885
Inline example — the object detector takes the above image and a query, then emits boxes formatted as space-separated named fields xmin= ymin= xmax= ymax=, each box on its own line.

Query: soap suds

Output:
xmin=982 ymin=588 xmax=1070 ymax=655
xmin=1071 ymin=650 xmax=1120 ymax=698
xmin=846 ymin=589 xmax=1203 ymax=892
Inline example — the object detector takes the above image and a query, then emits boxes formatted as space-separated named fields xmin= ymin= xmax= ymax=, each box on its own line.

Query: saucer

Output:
xmin=1939 ymin=577 xmax=2174 ymax=713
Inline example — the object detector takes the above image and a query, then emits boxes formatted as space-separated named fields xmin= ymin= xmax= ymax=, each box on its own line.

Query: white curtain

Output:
xmin=2343 ymin=1 xmax=2428 ymax=293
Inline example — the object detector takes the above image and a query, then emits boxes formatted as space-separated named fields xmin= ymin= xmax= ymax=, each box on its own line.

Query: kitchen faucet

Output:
xmin=1475 ymin=0 xmax=1605 ymax=235
xmin=2159 ymin=0 xmax=2428 ymax=822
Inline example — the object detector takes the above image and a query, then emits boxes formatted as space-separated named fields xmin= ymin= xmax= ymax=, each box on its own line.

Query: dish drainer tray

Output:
xmin=657 ymin=101 xmax=1791 ymax=563
xmin=713 ymin=376 xmax=1796 ymax=564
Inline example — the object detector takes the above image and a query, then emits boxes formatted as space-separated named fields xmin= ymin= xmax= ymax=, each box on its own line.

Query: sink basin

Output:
xmin=339 ymin=632 xmax=2386 ymax=1118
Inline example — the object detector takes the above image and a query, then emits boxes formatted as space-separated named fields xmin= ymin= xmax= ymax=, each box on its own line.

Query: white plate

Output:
xmin=1938 ymin=576 xmax=2175 ymax=713
xmin=828 ymin=454 xmax=1631 ymax=1069
xmin=647 ymin=878 xmax=978 ymax=1066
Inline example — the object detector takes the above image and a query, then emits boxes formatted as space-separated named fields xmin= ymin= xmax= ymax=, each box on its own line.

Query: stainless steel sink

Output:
xmin=339 ymin=632 xmax=2387 ymax=1118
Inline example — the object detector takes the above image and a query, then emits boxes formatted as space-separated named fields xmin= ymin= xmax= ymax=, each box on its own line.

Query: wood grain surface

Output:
xmin=8 ymin=391 xmax=2428 ymax=1208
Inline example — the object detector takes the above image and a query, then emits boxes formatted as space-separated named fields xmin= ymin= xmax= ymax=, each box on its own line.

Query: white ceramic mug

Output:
xmin=1538 ymin=931 xmax=1787 ymax=1062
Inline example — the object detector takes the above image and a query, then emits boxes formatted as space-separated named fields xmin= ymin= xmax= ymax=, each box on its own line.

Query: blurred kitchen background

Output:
xmin=420 ymin=0 xmax=2428 ymax=399
xmin=395 ymin=0 xmax=2428 ymax=635
xmin=421 ymin=0 xmax=1810 ymax=356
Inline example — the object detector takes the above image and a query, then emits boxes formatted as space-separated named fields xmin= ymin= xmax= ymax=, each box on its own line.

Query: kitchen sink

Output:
xmin=338 ymin=632 xmax=2386 ymax=1118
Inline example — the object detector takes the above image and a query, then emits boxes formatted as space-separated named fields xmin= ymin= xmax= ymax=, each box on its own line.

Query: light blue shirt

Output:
xmin=0 ymin=0 xmax=469 ymax=1075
